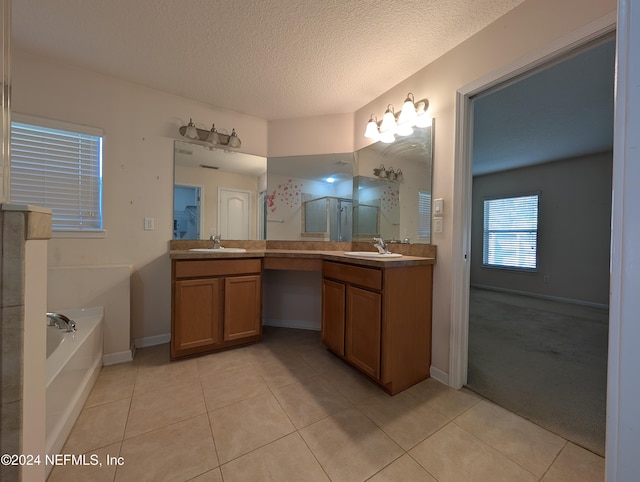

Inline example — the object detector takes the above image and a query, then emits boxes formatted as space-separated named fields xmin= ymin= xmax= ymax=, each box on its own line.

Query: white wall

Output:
xmin=47 ymin=265 xmax=132 ymax=362
xmin=12 ymin=48 xmax=268 ymax=344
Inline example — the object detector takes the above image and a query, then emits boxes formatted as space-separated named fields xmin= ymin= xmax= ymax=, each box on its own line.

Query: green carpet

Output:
xmin=467 ymin=287 xmax=608 ymax=456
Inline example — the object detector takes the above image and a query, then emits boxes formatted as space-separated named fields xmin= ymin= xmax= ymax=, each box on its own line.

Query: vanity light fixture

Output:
xmin=179 ymin=119 xmax=242 ymax=148
xmin=364 ymin=93 xmax=430 ymax=143
xmin=373 ymin=164 xmax=403 ymax=182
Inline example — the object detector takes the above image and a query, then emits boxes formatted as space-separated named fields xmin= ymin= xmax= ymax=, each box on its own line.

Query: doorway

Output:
xmin=449 ymin=28 xmax=615 ymax=458
xmin=174 ymin=185 xmax=202 ymax=239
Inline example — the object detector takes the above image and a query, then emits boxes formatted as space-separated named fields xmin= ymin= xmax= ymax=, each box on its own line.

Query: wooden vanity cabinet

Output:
xmin=321 ymin=260 xmax=432 ymax=395
xmin=171 ymin=258 xmax=262 ymax=360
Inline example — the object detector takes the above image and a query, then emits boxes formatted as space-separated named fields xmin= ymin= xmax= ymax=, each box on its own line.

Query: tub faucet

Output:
xmin=47 ymin=312 xmax=76 ymax=332
xmin=210 ymin=234 xmax=222 ymax=249
xmin=373 ymin=237 xmax=390 ymax=254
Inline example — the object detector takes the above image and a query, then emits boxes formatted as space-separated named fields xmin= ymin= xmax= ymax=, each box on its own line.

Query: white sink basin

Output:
xmin=189 ymin=247 xmax=247 ymax=253
xmin=343 ymin=251 xmax=402 ymax=259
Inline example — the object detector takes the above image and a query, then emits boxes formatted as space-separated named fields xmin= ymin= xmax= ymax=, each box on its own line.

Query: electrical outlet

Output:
xmin=144 ymin=217 xmax=155 ymax=231
xmin=433 ymin=217 xmax=443 ymax=233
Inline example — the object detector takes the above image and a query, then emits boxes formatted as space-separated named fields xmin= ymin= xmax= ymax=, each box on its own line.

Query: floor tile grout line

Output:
xmin=450 ymin=418 xmax=556 ymax=479
xmin=198 ymin=371 xmax=223 ymax=473
xmin=537 ymin=440 xmax=569 ymax=482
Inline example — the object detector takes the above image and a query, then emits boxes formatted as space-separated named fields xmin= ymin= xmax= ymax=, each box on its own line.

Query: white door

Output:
xmin=218 ymin=188 xmax=251 ymax=239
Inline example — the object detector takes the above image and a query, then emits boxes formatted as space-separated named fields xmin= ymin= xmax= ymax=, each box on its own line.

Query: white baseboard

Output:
xmin=134 ymin=333 xmax=171 ymax=348
xmin=471 ymin=283 xmax=609 ymax=310
xmin=102 ymin=350 xmax=134 ymax=366
xmin=263 ymin=318 xmax=321 ymax=331
xmin=430 ymin=365 xmax=450 ymax=386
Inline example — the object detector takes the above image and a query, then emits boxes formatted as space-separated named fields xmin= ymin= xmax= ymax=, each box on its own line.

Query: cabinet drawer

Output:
xmin=322 ymin=261 xmax=382 ymax=291
xmin=175 ymin=258 xmax=262 ymax=279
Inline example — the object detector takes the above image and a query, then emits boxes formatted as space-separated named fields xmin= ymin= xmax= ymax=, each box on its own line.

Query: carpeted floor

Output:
xmin=466 ymin=287 xmax=608 ymax=456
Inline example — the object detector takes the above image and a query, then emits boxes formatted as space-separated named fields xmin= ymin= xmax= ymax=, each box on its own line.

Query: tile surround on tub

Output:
xmin=0 ymin=203 xmax=52 ymax=481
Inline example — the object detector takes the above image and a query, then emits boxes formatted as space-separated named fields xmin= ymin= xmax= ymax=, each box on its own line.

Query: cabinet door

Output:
xmin=345 ymin=286 xmax=381 ymax=379
xmin=322 ymin=279 xmax=346 ymax=355
xmin=224 ymin=274 xmax=261 ymax=341
xmin=174 ymin=278 xmax=222 ymax=353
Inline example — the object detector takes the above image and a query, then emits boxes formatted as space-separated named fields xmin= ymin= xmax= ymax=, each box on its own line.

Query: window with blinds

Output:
xmin=10 ymin=115 xmax=103 ymax=234
xmin=418 ymin=190 xmax=432 ymax=239
xmin=483 ymin=194 xmax=539 ymax=270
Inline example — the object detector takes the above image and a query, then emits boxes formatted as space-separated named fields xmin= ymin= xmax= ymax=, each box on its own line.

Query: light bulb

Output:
xmin=364 ymin=115 xmax=380 ymax=140
xmin=185 ymin=118 xmax=199 ymax=139
xmin=396 ymin=122 xmax=414 ymax=137
xmin=228 ymin=129 xmax=241 ymax=148
xmin=398 ymin=93 xmax=417 ymax=125
xmin=380 ymin=130 xmax=395 ymax=144
xmin=415 ymin=101 xmax=432 ymax=128
xmin=207 ymin=124 xmax=219 ymax=144
xmin=380 ymin=105 xmax=397 ymax=134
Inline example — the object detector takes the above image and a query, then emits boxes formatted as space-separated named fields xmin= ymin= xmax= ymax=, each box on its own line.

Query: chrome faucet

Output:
xmin=47 ymin=312 xmax=76 ymax=332
xmin=210 ymin=234 xmax=222 ymax=249
xmin=373 ymin=237 xmax=390 ymax=254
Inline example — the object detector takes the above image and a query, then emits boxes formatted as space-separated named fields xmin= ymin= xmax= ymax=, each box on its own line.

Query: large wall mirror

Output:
xmin=265 ymin=123 xmax=433 ymax=243
xmin=174 ymin=122 xmax=433 ymax=243
xmin=173 ymin=140 xmax=267 ymax=240
xmin=353 ymin=124 xmax=433 ymax=244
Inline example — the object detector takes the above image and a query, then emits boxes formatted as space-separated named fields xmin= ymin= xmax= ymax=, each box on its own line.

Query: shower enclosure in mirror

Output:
xmin=264 ymin=123 xmax=433 ymax=243
xmin=173 ymin=140 xmax=267 ymax=240
xmin=302 ymin=196 xmax=353 ymax=241
xmin=266 ymin=153 xmax=355 ymax=241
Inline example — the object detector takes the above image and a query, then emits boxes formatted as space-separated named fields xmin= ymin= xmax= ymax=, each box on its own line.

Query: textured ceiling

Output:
xmin=12 ymin=0 xmax=524 ymax=121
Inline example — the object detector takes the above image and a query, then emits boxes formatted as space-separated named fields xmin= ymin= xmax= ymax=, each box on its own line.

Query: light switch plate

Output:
xmin=144 ymin=217 xmax=155 ymax=230
xmin=433 ymin=198 xmax=444 ymax=215
xmin=433 ymin=217 xmax=443 ymax=233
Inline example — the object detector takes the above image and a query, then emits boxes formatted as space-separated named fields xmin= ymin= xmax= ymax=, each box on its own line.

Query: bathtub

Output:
xmin=46 ymin=306 xmax=104 ymax=460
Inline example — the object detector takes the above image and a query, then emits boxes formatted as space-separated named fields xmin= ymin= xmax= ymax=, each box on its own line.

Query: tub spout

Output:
xmin=47 ymin=312 xmax=76 ymax=332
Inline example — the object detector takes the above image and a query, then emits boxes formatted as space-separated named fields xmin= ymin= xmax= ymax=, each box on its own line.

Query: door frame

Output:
xmin=449 ymin=12 xmax=617 ymax=390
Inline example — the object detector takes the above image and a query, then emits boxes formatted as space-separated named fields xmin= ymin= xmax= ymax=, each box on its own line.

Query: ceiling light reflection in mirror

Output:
xmin=266 ymin=153 xmax=354 ymax=241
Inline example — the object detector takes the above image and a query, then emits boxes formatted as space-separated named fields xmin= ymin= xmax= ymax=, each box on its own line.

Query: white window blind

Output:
xmin=483 ymin=194 xmax=539 ymax=270
xmin=10 ymin=117 xmax=103 ymax=233
xmin=418 ymin=191 xmax=432 ymax=238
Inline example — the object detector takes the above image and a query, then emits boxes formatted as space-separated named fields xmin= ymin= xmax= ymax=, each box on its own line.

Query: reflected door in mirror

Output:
xmin=218 ymin=188 xmax=251 ymax=239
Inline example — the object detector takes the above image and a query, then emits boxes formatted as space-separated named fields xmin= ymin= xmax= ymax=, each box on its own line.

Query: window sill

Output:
xmin=482 ymin=264 xmax=537 ymax=273
xmin=52 ymin=230 xmax=107 ymax=239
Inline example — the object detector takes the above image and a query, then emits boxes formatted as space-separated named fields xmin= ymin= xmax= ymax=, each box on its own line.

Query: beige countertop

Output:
xmin=169 ymin=248 xmax=435 ymax=267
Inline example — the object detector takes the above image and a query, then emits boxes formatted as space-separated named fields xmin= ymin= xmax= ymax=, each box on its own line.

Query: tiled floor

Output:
xmin=48 ymin=326 xmax=605 ymax=482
